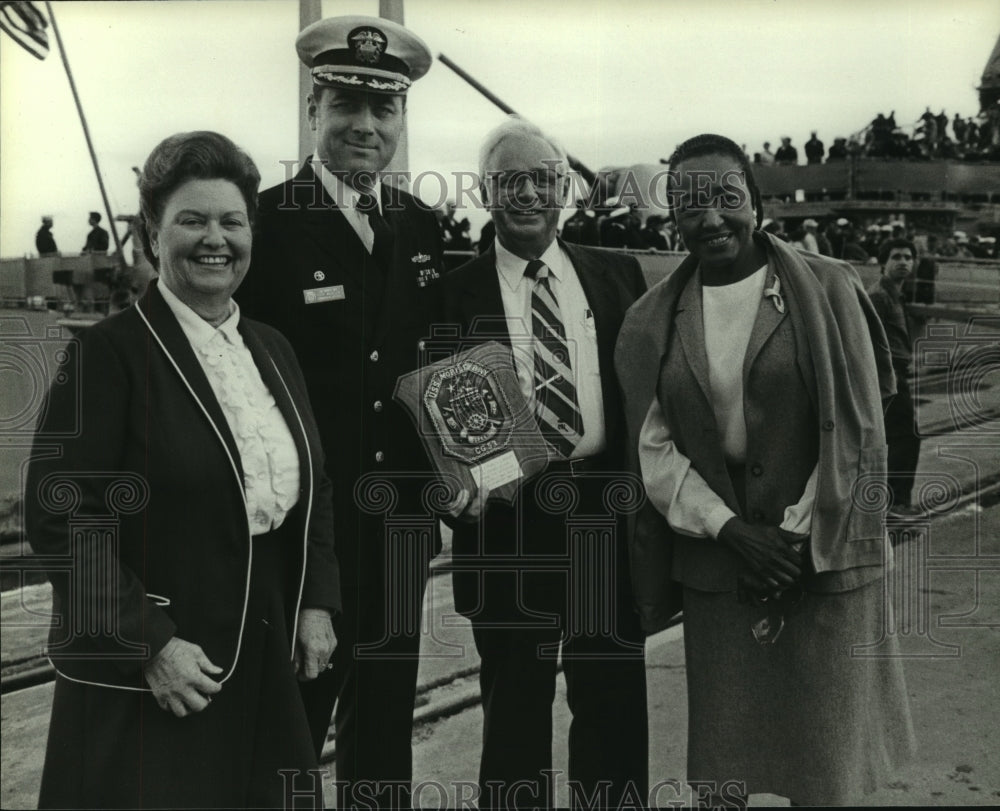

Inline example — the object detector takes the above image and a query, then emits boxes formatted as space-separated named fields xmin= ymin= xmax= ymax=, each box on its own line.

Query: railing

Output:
xmin=0 ymin=253 xmax=156 ymax=310
xmin=754 ymin=158 xmax=1000 ymax=203
xmin=0 ymin=253 xmax=116 ymax=309
xmin=618 ymin=249 xmax=1000 ymax=309
xmin=2 ymin=249 xmax=996 ymax=315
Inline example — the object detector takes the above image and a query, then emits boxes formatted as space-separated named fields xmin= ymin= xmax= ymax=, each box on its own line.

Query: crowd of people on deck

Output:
xmin=478 ymin=203 xmax=998 ymax=266
xmin=752 ymin=102 xmax=1000 ymax=165
xmin=457 ymin=199 xmax=682 ymax=256
xmin=762 ymin=216 xmax=998 ymax=263
xmin=23 ymin=11 xmax=997 ymax=811
xmin=558 ymin=200 xmax=683 ymax=252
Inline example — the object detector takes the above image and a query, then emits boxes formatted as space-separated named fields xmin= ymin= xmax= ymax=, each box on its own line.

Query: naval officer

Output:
xmin=236 ymin=15 xmax=444 ymax=808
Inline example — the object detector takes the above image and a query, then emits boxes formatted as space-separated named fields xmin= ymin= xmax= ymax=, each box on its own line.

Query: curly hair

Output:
xmin=135 ymin=131 xmax=260 ymax=269
xmin=665 ymin=133 xmax=763 ymax=229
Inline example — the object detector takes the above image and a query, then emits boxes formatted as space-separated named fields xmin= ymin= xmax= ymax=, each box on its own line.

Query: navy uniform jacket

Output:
xmin=236 ymin=163 xmax=446 ymax=566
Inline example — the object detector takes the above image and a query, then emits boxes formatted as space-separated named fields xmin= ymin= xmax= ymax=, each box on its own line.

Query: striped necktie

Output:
xmin=524 ymin=259 xmax=584 ymax=458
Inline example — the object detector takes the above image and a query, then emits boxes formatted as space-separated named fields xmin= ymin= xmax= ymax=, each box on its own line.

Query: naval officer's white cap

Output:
xmin=296 ymin=15 xmax=432 ymax=95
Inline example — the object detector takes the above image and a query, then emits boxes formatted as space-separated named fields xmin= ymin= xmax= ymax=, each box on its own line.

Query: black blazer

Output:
xmin=236 ymin=163 xmax=445 ymax=548
xmin=26 ymin=280 xmax=340 ymax=690
xmin=442 ymin=241 xmax=647 ymax=617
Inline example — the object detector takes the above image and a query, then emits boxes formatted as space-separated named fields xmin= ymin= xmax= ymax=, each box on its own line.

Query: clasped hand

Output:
xmin=718 ymin=517 xmax=806 ymax=593
xmin=143 ymin=637 xmax=223 ymax=717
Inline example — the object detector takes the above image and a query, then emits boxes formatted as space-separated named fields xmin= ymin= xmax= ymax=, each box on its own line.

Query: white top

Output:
xmin=313 ymin=159 xmax=381 ymax=254
xmin=160 ymin=281 xmax=301 ymax=535
xmin=703 ymin=266 xmax=768 ymax=463
xmin=494 ymin=238 xmax=606 ymax=458
xmin=638 ymin=266 xmax=816 ymax=538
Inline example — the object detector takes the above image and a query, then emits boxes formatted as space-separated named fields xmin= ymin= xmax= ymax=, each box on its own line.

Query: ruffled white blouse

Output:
xmin=159 ymin=281 xmax=300 ymax=535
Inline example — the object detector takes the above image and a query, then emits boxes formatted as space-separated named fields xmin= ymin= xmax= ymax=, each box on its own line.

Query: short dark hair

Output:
xmin=665 ymin=133 xmax=763 ymax=229
xmin=89 ymin=211 xmax=101 ymax=223
xmin=878 ymin=238 xmax=916 ymax=266
xmin=135 ymin=131 xmax=260 ymax=269
xmin=311 ymin=84 xmax=407 ymax=110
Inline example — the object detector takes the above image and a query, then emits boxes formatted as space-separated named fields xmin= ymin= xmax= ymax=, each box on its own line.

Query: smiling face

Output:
xmin=672 ymin=152 xmax=760 ymax=279
xmin=483 ymin=131 xmax=568 ymax=260
xmin=148 ymin=178 xmax=251 ymax=311
xmin=309 ymin=87 xmax=404 ymax=186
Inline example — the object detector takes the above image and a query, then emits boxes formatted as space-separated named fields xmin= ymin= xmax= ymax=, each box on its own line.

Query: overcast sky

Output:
xmin=2 ymin=0 xmax=998 ymax=254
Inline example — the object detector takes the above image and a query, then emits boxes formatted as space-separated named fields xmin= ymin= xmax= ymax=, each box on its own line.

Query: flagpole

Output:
xmin=298 ymin=0 xmax=321 ymax=161
xmin=44 ymin=0 xmax=124 ymax=266
xmin=379 ymin=0 xmax=408 ymax=186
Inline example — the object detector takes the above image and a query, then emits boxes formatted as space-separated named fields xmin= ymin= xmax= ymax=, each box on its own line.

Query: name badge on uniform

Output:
xmin=303 ymin=285 xmax=345 ymax=304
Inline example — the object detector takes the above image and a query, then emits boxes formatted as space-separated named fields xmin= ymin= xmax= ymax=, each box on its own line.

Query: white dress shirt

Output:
xmin=313 ymin=158 xmax=381 ymax=254
xmin=159 ymin=281 xmax=300 ymax=535
xmin=638 ymin=265 xmax=816 ymax=538
xmin=494 ymin=238 xmax=606 ymax=458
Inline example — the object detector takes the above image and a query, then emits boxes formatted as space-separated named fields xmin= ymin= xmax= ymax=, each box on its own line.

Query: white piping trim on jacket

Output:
xmin=134 ymin=303 xmax=253 ymax=690
xmin=48 ymin=665 xmax=149 ymax=692
xmin=267 ymin=356 xmax=313 ymax=655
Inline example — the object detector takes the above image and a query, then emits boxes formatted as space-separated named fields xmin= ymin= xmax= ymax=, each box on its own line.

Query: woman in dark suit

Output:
xmin=26 ymin=131 xmax=340 ymax=808
xmin=616 ymin=134 xmax=915 ymax=805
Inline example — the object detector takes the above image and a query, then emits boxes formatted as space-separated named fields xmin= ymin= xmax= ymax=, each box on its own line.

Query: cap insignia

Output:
xmin=349 ymin=26 xmax=386 ymax=65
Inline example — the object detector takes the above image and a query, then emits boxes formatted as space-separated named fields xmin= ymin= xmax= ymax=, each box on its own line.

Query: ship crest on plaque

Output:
xmin=426 ymin=361 xmax=511 ymax=461
xmin=394 ymin=341 xmax=548 ymax=505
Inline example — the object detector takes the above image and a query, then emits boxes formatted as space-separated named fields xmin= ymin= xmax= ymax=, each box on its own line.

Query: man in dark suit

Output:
xmin=81 ymin=211 xmax=110 ymax=253
xmin=235 ymin=14 xmax=443 ymax=808
xmin=35 ymin=215 xmax=57 ymax=255
xmin=775 ymin=136 xmax=798 ymax=165
xmin=442 ymin=117 xmax=648 ymax=809
xmin=869 ymin=239 xmax=922 ymax=515
xmin=804 ymin=131 xmax=825 ymax=164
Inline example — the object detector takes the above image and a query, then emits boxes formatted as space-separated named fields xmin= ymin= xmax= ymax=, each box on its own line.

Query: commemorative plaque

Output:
xmin=394 ymin=341 xmax=549 ymax=505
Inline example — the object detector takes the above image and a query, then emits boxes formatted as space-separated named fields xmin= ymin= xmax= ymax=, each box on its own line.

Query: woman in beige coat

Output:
xmin=616 ymin=133 xmax=915 ymax=806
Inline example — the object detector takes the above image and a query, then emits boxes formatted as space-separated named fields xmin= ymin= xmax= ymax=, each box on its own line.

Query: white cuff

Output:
xmin=705 ymin=503 xmax=737 ymax=539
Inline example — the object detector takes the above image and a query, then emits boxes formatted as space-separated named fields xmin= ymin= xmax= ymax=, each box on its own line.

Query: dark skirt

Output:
xmin=682 ymin=578 xmax=915 ymax=806
xmin=38 ymin=531 xmax=320 ymax=809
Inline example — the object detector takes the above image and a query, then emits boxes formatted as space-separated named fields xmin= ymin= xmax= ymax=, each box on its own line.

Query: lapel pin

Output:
xmin=763 ymin=274 xmax=785 ymax=314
